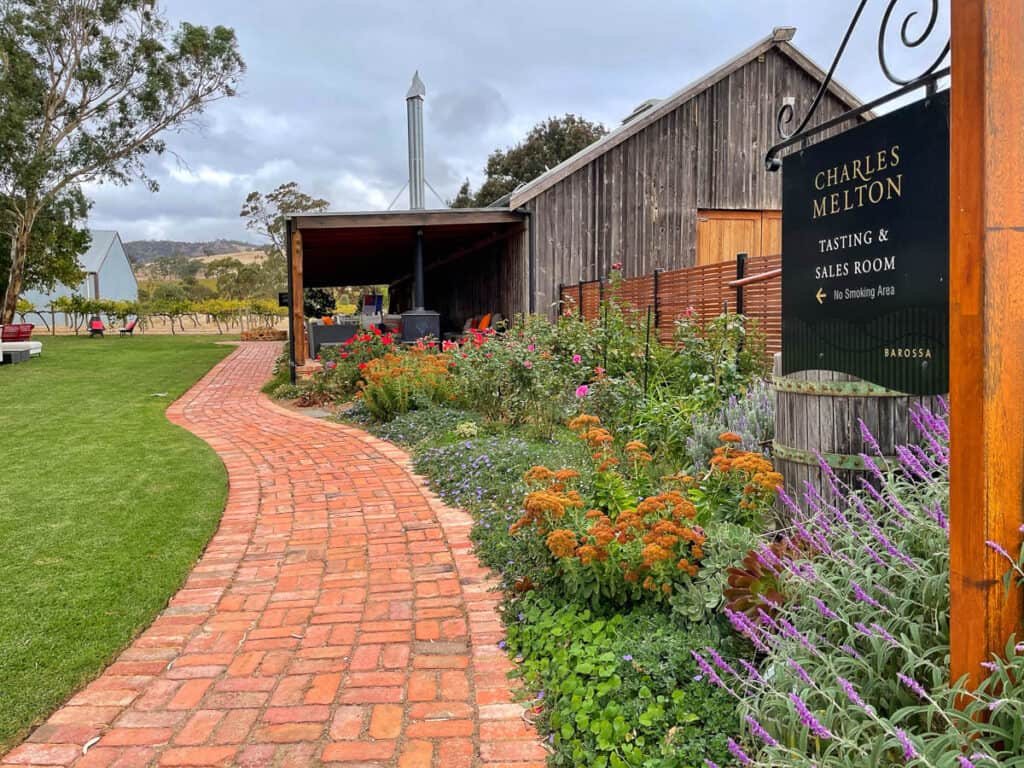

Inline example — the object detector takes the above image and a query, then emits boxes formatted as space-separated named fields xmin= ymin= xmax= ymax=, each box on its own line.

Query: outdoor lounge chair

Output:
xmin=88 ymin=317 xmax=105 ymax=337
xmin=119 ymin=318 xmax=137 ymax=336
xmin=1 ymin=323 xmax=41 ymax=356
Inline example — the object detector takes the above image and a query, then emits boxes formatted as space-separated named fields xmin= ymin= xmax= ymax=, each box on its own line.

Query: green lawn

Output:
xmin=0 ymin=335 xmax=235 ymax=749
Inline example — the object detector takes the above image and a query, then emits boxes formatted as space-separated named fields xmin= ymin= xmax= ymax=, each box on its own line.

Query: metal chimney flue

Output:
xmin=406 ymin=71 xmax=426 ymax=211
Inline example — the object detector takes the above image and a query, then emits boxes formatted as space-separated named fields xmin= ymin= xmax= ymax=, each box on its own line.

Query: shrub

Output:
xmin=685 ymin=379 xmax=775 ymax=470
xmin=694 ymin=404 xmax=1024 ymax=767
xmin=316 ymin=326 xmax=399 ymax=397
xmin=358 ymin=349 xmax=453 ymax=421
xmin=505 ymin=594 xmax=740 ymax=768
xmin=346 ymin=405 xmax=469 ymax=447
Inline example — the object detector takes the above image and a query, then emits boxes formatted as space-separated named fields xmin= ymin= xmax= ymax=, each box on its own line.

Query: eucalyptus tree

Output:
xmin=0 ymin=0 xmax=245 ymax=322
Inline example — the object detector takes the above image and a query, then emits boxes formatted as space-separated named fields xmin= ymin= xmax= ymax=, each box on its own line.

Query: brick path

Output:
xmin=2 ymin=343 xmax=544 ymax=768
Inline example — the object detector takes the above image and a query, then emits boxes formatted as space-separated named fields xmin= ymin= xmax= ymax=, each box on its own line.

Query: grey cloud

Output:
xmin=87 ymin=0 xmax=948 ymax=242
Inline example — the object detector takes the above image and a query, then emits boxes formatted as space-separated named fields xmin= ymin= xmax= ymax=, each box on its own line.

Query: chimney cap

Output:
xmin=406 ymin=70 xmax=425 ymax=100
xmin=772 ymin=26 xmax=796 ymax=42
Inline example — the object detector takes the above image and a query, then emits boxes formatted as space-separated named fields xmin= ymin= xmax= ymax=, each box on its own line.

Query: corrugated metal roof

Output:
xmin=79 ymin=230 xmax=118 ymax=273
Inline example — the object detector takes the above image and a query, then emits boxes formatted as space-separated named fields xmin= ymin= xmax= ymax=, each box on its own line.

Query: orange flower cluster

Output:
xmin=624 ymin=439 xmax=653 ymax=465
xmin=709 ymin=437 xmax=784 ymax=512
xmin=510 ymin=466 xmax=584 ymax=535
xmin=546 ymin=529 xmax=578 ymax=558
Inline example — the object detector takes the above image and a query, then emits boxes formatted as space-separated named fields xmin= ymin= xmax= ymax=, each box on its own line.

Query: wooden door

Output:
xmin=696 ymin=210 xmax=781 ymax=265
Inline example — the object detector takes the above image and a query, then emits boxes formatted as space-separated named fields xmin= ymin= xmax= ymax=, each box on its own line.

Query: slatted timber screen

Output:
xmin=558 ymin=254 xmax=782 ymax=353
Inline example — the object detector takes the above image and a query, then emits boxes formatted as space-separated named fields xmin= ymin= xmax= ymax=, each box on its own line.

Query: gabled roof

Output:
xmin=79 ymin=230 xmax=119 ymax=273
xmin=510 ymin=27 xmax=868 ymax=208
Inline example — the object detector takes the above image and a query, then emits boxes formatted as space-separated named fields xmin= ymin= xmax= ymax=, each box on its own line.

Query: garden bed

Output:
xmin=270 ymin=272 xmax=1022 ymax=767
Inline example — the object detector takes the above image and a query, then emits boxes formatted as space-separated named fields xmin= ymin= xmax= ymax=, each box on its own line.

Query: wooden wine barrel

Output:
xmin=771 ymin=354 xmax=945 ymax=507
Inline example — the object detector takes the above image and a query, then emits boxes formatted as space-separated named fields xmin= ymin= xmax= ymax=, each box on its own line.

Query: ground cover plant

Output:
xmin=0 ymin=336 xmax=233 ymax=749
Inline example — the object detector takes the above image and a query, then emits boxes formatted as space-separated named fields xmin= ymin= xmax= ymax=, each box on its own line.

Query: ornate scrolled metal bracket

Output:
xmin=766 ymin=0 xmax=950 ymax=171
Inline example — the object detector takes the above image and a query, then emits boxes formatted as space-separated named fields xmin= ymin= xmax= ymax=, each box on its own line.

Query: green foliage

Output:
xmin=506 ymin=595 xmax=739 ymax=768
xmin=453 ymin=115 xmax=607 ymax=207
xmin=347 ymin=405 xmax=472 ymax=448
xmin=240 ymin=181 xmax=329 ymax=257
xmin=357 ymin=350 xmax=453 ymax=421
xmin=685 ymin=380 xmax=775 ymax=470
xmin=304 ymin=287 xmax=336 ymax=318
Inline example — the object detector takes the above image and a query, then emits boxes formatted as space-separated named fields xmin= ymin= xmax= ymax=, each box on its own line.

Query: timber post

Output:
xmin=735 ymin=252 xmax=747 ymax=316
xmin=949 ymin=0 xmax=1024 ymax=687
xmin=290 ymin=227 xmax=306 ymax=369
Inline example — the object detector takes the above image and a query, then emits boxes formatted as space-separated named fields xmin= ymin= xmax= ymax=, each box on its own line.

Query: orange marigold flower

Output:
xmin=554 ymin=469 xmax=580 ymax=482
xmin=719 ymin=431 xmax=743 ymax=443
xmin=642 ymin=576 xmax=657 ymax=591
xmin=692 ymin=545 xmax=705 ymax=560
xmin=661 ymin=583 xmax=673 ymax=595
xmin=624 ymin=440 xmax=648 ymax=453
xmin=585 ymin=509 xmax=604 ymax=519
xmin=546 ymin=529 xmax=578 ymax=558
xmin=624 ymin=569 xmax=640 ymax=583
xmin=576 ymin=545 xmax=598 ymax=565
xmin=596 ymin=458 xmax=620 ymax=472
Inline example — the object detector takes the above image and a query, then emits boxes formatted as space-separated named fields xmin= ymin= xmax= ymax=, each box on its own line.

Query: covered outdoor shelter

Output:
xmin=284 ymin=207 xmax=530 ymax=377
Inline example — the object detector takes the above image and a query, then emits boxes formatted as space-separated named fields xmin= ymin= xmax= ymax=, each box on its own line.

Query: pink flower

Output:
xmin=527 ymin=344 xmax=536 ymax=352
xmin=611 ymin=262 xmax=623 ymax=271
xmin=575 ymin=384 xmax=589 ymax=398
xmin=325 ymin=361 xmax=337 ymax=370
xmin=572 ymin=354 xmax=582 ymax=364
xmin=594 ymin=366 xmax=605 ymax=376
xmin=523 ymin=360 xmax=533 ymax=369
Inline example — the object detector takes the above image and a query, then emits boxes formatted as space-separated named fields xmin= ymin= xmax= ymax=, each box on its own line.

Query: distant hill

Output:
xmin=124 ymin=239 xmax=265 ymax=264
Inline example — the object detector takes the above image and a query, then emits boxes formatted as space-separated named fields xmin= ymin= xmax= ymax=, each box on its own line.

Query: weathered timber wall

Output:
xmin=526 ymin=47 xmax=854 ymax=316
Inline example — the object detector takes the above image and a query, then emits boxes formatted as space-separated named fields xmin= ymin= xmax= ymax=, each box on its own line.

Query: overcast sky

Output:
xmin=85 ymin=1 xmax=950 ymax=244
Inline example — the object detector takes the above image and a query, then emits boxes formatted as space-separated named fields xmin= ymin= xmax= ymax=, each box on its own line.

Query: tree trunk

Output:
xmin=1 ymin=223 xmax=31 ymax=325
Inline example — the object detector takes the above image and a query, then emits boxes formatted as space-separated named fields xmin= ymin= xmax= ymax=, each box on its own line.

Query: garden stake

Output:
xmin=643 ymin=305 xmax=652 ymax=401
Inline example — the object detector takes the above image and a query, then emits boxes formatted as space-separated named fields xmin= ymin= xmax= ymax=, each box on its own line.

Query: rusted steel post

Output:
xmin=290 ymin=228 xmax=306 ymax=368
xmin=949 ymin=0 xmax=1024 ymax=687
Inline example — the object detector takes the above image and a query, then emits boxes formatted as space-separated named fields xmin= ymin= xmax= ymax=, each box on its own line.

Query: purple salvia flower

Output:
xmin=789 ymin=692 xmax=833 ymax=739
xmin=860 ymin=453 xmax=887 ymax=484
xmin=926 ymin=503 xmax=949 ymax=532
xmin=895 ymin=728 xmax=917 ymax=761
xmin=957 ymin=758 xmax=975 ymax=768
xmin=704 ymin=761 xmax=721 ymax=768
xmin=739 ymin=658 xmax=766 ymax=684
xmin=980 ymin=661 xmax=998 ymax=672
xmin=851 ymin=582 xmax=883 ymax=610
xmin=690 ymin=650 xmax=726 ymax=689
xmin=909 ymin=442 xmax=943 ymax=473
xmin=897 ymin=672 xmax=929 ymax=700
xmin=837 ymin=676 xmax=870 ymax=711
xmin=870 ymin=623 xmax=899 ymax=646
xmin=727 ymin=738 xmax=753 ymax=766
xmin=863 ymin=543 xmax=887 ymax=568
xmin=854 ymin=621 xmax=873 ymax=638
xmin=859 ymin=419 xmax=883 ymax=457
xmin=726 ymin=609 xmax=771 ymax=653
xmin=840 ymin=643 xmax=863 ymax=659
xmin=744 ymin=715 xmax=780 ymax=748
xmin=897 ymin=445 xmax=930 ymax=481
xmin=812 ymin=596 xmax=840 ymax=620
xmin=788 ymin=658 xmax=814 ymax=686
xmin=778 ymin=618 xmax=816 ymax=651
xmin=986 ymin=540 xmax=1011 ymax=560
xmin=776 ymin=485 xmax=803 ymax=520
xmin=988 ymin=698 xmax=1007 ymax=712
xmin=705 ymin=647 xmax=739 ymax=679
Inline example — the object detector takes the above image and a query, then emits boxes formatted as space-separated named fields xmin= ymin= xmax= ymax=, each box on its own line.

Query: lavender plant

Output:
xmin=695 ymin=401 xmax=1024 ymax=767
xmin=685 ymin=380 xmax=774 ymax=470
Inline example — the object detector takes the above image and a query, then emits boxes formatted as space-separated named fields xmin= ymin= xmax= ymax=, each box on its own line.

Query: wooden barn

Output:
xmin=510 ymin=27 xmax=867 ymax=316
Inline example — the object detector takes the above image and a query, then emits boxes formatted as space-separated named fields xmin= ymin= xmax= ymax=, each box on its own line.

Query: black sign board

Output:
xmin=782 ymin=90 xmax=950 ymax=395
xmin=278 ymin=291 xmax=289 ymax=308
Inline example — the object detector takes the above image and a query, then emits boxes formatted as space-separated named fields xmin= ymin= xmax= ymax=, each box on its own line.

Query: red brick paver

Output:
xmin=2 ymin=343 xmax=544 ymax=768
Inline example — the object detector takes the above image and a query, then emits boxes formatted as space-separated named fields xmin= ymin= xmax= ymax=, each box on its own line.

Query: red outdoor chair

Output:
xmin=119 ymin=318 xmax=137 ymax=336
xmin=88 ymin=317 xmax=105 ymax=337
xmin=1 ymin=323 xmax=33 ymax=342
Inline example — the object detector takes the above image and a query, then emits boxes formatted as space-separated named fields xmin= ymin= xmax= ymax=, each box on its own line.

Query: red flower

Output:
xmin=358 ymin=362 xmax=368 ymax=370
xmin=611 ymin=262 xmax=623 ymax=271
xmin=340 ymin=352 xmax=349 ymax=358
xmin=372 ymin=326 xmax=382 ymax=336
xmin=382 ymin=335 xmax=393 ymax=345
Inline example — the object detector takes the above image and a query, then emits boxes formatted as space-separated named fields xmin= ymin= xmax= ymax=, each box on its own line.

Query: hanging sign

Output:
xmin=781 ymin=89 xmax=950 ymax=395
